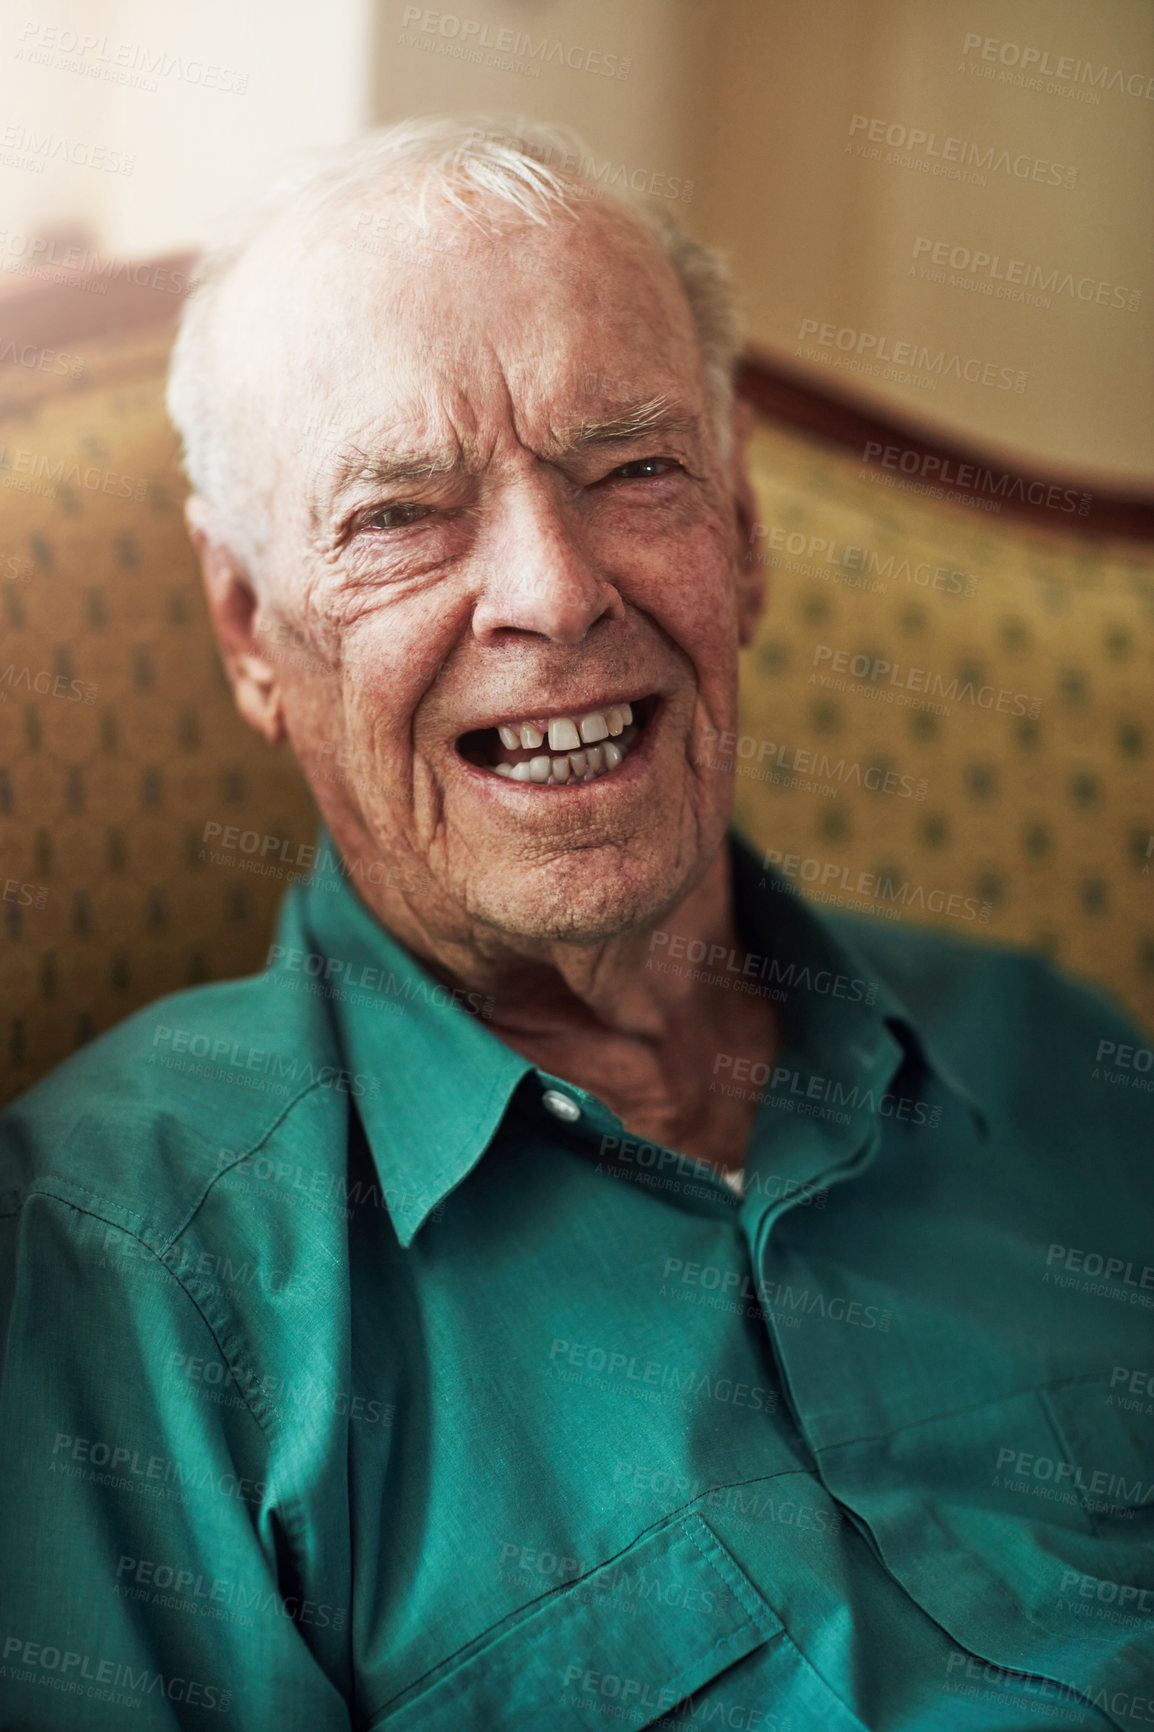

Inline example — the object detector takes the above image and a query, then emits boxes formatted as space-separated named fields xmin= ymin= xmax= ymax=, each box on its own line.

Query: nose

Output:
xmin=470 ymin=478 xmax=625 ymax=646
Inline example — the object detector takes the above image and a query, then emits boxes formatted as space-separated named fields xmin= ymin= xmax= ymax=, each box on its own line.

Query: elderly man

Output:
xmin=1 ymin=117 xmax=1151 ymax=1731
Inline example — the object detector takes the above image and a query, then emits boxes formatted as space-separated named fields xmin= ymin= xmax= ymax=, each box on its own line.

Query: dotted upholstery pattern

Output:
xmin=737 ymin=422 xmax=1154 ymax=1032
xmin=0 ymin=334 xmax=319 ymax=1106
xmin=2 ymin=334 xmax=1152 ymax=1107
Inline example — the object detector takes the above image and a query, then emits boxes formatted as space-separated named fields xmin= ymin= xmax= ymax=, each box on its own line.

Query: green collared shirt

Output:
xmin=2 ymin=835 xmax=1152 ymax=1731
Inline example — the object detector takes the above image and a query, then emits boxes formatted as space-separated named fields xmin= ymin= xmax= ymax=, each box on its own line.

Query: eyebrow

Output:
xmin=327 ymin=397 xmax=704 ymax=499
xmin=553 ymin=396 xmax=704 ymax=450
xmin=329 ymin=446 xmax=462 ymax=493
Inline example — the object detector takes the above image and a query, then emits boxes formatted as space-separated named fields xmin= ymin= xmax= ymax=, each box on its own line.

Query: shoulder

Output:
xmin=829 ymin=907 xmax=1138 ymax=1032
xmin=0 ymin=967 xmax=344 ymax=1243
xmin=828 ymin=908 xmax=1153 ymax=1124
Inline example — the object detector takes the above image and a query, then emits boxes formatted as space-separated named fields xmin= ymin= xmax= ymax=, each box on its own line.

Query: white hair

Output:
xmin=166 ymin=114 xmax=742 ymax=571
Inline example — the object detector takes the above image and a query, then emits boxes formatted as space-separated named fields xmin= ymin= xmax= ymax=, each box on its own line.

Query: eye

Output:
xmin=607 ymin=457 xmax=681 ymax=481
xmin=364 ymin=502 xmax=435 ymax=532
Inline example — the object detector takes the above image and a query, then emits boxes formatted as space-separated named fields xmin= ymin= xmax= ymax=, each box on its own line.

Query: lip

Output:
xmin=455 ymin=697 xmax=664 ymax=795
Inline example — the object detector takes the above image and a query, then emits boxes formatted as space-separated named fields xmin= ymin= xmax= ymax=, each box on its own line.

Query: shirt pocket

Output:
xmin=820 ymin=1381 xmax=1154 ymax=1729
xmin=365 ymin=1511 xmax=782 ymax=1730
xmin=1040 ymin=1373 xmax=1154 ymax=1537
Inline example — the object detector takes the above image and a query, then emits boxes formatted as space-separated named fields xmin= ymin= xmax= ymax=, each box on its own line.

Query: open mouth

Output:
xmin=457 ymin=696 xmax=656 ymax=786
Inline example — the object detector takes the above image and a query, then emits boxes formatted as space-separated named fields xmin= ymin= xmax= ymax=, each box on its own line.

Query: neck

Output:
xmin=479 ymin=846 xmax=739 ymax=1045
xmin=348 ymin=835 xmax=739 ymax=1044
xmin=326 ymin=825 xmax=780 ymax=1168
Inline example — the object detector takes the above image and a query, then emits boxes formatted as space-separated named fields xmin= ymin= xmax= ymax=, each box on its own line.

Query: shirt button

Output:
xmin=542 ymin=1088 xmax=582 ymax=1123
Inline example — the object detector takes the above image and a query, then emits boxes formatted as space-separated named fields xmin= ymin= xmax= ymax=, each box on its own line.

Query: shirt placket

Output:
xmin=738 ymin=1017 xmax=909 ymax=1438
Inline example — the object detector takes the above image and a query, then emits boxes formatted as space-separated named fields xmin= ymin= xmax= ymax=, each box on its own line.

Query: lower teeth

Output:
xmin=491 ymin=723 xmax=638 ymax=784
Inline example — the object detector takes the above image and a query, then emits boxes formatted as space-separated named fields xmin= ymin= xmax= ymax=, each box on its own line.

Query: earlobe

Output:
xmin=185 ymin=496 xmax=286 ymax=746
xmin=232 ymin=648 xmax=287 ymax=748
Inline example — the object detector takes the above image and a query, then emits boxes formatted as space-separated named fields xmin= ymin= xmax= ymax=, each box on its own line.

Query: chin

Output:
xmin=467 ymin=839 xmax=697 ymax=947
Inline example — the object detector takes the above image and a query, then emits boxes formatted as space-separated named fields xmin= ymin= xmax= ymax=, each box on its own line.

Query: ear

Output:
xmin=185 ymin=495 xmax=286 ymax=745
xmin=728 ymin=396 xmax=767 ymax=648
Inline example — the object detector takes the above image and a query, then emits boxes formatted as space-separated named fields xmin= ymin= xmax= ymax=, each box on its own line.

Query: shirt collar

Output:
xmin=281 ymin=831 xmax=985 ymax=1247
xmin=281 ymin=840 xmax=533 ymax=1247
xmin=728 ymin=834 xmax=989 ymax=1136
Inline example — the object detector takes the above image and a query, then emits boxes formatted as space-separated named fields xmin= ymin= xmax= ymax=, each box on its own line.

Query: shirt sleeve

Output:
xmin=0 ymin=1188 xmax=353 ymax=1732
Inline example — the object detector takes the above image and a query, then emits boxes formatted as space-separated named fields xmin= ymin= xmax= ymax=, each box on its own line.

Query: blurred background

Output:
xmin=4 ymin=0 xmax=1151 ymax=477
xmin=2 ymin=0 xmax=1153 ymax=1102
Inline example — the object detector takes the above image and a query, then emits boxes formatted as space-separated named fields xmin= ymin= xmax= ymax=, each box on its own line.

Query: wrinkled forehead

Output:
xmin=208 ymin=185 xmax=707 ymax=505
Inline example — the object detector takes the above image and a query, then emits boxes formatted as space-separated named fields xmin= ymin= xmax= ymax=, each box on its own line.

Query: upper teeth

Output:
xmin=548 ymin=717 xmax=581 ymax=751
xmin=486 ymin=702 xmax=638 ymax=786
xmin=499 ymin=704 xmax=631 ymax=750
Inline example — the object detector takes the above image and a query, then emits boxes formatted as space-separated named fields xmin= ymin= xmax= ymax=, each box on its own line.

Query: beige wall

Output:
xmin=4 ymin=0 xmax=1148 ymax=483
xmin=690 ymin=0 xmax=1154 ymax=484
xmin=372 ymin=0 xmax=714 ymax=211
xmin=0 ymin=0 xmax=373 ymax=257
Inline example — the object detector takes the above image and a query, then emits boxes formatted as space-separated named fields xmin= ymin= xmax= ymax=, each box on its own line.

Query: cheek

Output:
xmin=338 ymin=654 xmax=461 ymax=820
xmin=634 ymin=528 xmax=740 ymax=664
xmin=342 ymin=606 xmax=456 ymax=732
xmin=344 ymin=682 xmax=415 ymax=776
